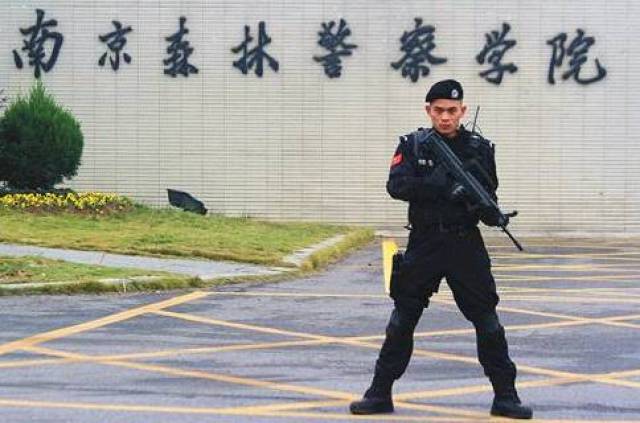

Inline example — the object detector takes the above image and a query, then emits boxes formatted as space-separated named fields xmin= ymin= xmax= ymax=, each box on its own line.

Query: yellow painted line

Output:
xmin=148 ymin=309 xmax=640 ymax=388
xmin=497 ymin=287 xmax=640 ymax=296
xmin=228 ymin=288 xmax=634 ymax=301
xmin=595 ymin=368 xmax=640 ymax=379
xmin=205 ymin=287 xmax=640 ymax=299
xmin=0 ymin=397 xmax=481 ymax=422
xmin=492 ymin=304 xmax=640 ymax=330
xmin=221 ymin=397 xmax=486 ymax=420
xmin=22 ymin=338 xmax=640 ymax=414
xmin=216 ymin=398 xmax=349 ymax=413
xmin=0 ymin=320 xmax=591 ymax=371
xmin=589 ymin=378 xmax=640 ymax=389
xmin=493 ymin=251 xmax=640 ymax=259
xmin=354 ymin=320 xmax=595 ymax=343
xmin=437 ymin=290 xmax=640 ymax=304
xmin=153 ymin=310 xmax=336 ymax=341
xmin=494 ymin=274 xmax=640 ymax=281
xmin=209 ymin=291 xmax=388 ymax=299
xmin=395 ymin=377 xmax=579 ymax=401
xmin=87 ymin=339 xmax=330 ymax=361
xmin=18 ymin=308 xmax=640 ymax=409
xmin=494 ymin=263 xmax=640 ymax=271
xmin=495 ymin=296 xmax=640 ymax=305
xmin=494 ymin=255 xmax=640 ymax=263
xmin=405 ymin=347 xmax=588 ymax=380
xmin=2 ymin=320 xmax=592 ymax=371
xmin=21 ymin=347 xmax=487 ymax=420
xmin=0 ymin=291 xmax=209 ymax=357
xmin=592 ymin=320 xmax=640 ymax=330
xmin=27 ymin=346 xmax=358 ymax=401
xmin=346 ymin=338 xmax=640 ymax=389
xmin=495 ymin=263 xmax=640 ymax=270
xmin=387 ymin=401 xmax=487 ymax=418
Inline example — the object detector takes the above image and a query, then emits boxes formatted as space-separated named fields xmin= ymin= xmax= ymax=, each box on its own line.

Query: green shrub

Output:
xmin=0 ymin=82 xmax=83 ymax=190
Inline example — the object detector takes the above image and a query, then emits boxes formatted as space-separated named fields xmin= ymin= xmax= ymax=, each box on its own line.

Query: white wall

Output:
xmin=1 ymin=0 xmax=638 ymax=233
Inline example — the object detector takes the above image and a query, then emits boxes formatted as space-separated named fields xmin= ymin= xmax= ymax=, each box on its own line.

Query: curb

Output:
xmin=281 ymin=234 xmax=347 ymax=267
xmin=0 ymin=232 xmax=365 ymax=294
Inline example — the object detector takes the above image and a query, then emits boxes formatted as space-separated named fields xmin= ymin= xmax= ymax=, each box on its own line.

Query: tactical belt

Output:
xmin=413 ymin=221 xmax=476 ymax=236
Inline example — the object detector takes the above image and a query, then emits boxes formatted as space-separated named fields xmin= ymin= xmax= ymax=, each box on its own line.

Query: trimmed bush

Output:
xmin=0 ymin=82 xmax=83 ymax=190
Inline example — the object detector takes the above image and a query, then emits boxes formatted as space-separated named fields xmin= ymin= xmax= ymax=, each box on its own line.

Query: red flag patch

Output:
xmin=391 ymin=153 xmax=403 ymax=167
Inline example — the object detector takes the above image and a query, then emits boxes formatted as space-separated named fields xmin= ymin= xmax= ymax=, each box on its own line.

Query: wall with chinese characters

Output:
xmin=1 ymin=0 xmax=639 ymax=233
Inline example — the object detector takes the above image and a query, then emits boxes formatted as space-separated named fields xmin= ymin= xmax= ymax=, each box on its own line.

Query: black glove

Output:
xmin=447 ymin=182 xmax=468 ymax=202
xmin=479 ymin=207 xmax=509 ymax=227
xmin=422 ymin=164 xmax=450 ymax=195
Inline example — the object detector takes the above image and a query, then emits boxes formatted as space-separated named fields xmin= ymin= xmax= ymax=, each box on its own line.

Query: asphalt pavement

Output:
xmin=0 ymin=236 xmax=639 ymax=422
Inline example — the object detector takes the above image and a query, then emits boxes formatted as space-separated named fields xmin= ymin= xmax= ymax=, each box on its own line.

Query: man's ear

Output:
xmin=460 ymin=104 xmax=467 ymax=116
xmin=424 ymin=104 xmax=431 ymax=117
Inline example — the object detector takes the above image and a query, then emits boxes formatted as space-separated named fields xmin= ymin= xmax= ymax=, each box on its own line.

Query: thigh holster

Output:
xmin=389 ymin=251 xmax=405 ymax=300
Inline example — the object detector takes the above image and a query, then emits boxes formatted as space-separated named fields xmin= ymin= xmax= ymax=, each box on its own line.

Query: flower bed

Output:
xmin=0 ymin=192 xmax=133 ymax=214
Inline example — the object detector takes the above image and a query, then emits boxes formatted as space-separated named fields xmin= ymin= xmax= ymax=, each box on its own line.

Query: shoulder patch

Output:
xmin=390 ymin=152 xmax=403 ymax=167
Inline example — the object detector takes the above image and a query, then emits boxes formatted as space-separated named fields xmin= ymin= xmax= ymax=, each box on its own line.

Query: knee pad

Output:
xmin=386 ymin=308 xmax=422 ymax=338
xmin=473 ymin=312 xmax=502 ymax=334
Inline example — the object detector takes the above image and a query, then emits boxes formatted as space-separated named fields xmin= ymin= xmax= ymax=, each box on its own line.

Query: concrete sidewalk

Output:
xmin=0 ymin=235 xmax=347 ymax=280
xmin=0 ymin=243 xmax=289 ymax=280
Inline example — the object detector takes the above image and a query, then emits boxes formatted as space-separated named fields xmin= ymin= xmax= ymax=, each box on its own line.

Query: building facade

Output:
xmin=1 ymin=0 xmax=639 ymax=233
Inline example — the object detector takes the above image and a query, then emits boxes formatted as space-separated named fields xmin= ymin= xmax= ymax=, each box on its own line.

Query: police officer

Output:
xmin=349 ymin=79 xmax=532 ymax=419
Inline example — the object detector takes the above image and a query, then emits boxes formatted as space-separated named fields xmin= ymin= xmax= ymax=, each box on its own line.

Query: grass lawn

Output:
xmin=0 ymin=206 xmax=373 ymax=267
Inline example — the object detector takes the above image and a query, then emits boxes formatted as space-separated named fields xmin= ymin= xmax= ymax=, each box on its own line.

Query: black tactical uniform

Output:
xmin=350 ymin=80 xmax=532 ymax=420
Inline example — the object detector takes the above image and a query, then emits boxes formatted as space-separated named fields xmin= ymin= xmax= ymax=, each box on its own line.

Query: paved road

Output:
xmin=1 ymin=236 xmax=639 ymax=422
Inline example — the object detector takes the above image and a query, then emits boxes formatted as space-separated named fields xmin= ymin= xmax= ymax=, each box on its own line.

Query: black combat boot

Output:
xmin=490 ymin=389 xmax=533 ymax=419
xmin=349 ymin=375 xmax=394 ymax=415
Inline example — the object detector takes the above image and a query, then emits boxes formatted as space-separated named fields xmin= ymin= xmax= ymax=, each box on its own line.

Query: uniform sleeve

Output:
xmin=386 ymin=139 xmax=447 ymax=202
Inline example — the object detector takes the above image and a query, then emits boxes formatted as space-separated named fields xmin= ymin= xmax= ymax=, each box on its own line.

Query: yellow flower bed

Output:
xmin=0 ymin=192 xmax=133 ymax=214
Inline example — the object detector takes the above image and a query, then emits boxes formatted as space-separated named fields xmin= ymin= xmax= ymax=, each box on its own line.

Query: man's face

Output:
xmin=425 ymin=99 xmax=467 ymax=138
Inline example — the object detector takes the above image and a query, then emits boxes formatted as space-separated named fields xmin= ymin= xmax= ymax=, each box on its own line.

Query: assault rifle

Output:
xmin=415 ymin=129 xmax=524 ymax=251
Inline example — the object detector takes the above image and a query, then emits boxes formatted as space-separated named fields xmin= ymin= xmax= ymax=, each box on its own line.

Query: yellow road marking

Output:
xmin=0 ymin=396 xmax=484 ymax=422
xmin=21 ymin=346 xmax=481 ymax=419
xmin=209 ymin=291 xmax=388 ymax=299
xmin=7 ymin=308 xmax=640 ymax=419
xmin=197 ymin=288 xmax=640 ymax=300
xmin=494 ymin=274 xmax=640 ymax=282
xmin=498 ymin=296 xmax=640 ymax=305
xmin=494 ymin=263 xmax=640 ymax=271
xmin=153 ymin=310 xmax=336 ymax=341
xmin=0 ymin=319 xmax=597 ymax=371
xmin=0 ymin=320 xmax=596 ymax=371
xmin=28 ymin=345 xmax=358 ymax=400
xmin=435 ymin=292 xmax=640 ymax=304
xmin=84 ymin=339 xmax=330 ymax=361
xmin=494 ymin=256 xmax=640 ymax=263
xmin=0 ymin=291 xmax=209 ymax=357
xmin=394 ymin=377 xmax=579 ymax=401
xmin=493 ymin=251 xmax=640 ymax=259
xmin=144 ymin=311 xmax=640 ymax=393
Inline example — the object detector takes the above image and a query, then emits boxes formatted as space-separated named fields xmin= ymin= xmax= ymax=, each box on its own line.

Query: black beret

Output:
xmin=425 ymin=79 xmax=463 ymax=102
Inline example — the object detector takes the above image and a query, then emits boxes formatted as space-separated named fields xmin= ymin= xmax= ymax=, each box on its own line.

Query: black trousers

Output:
xmin=375 ymin=226 xmax=517 ymax=393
